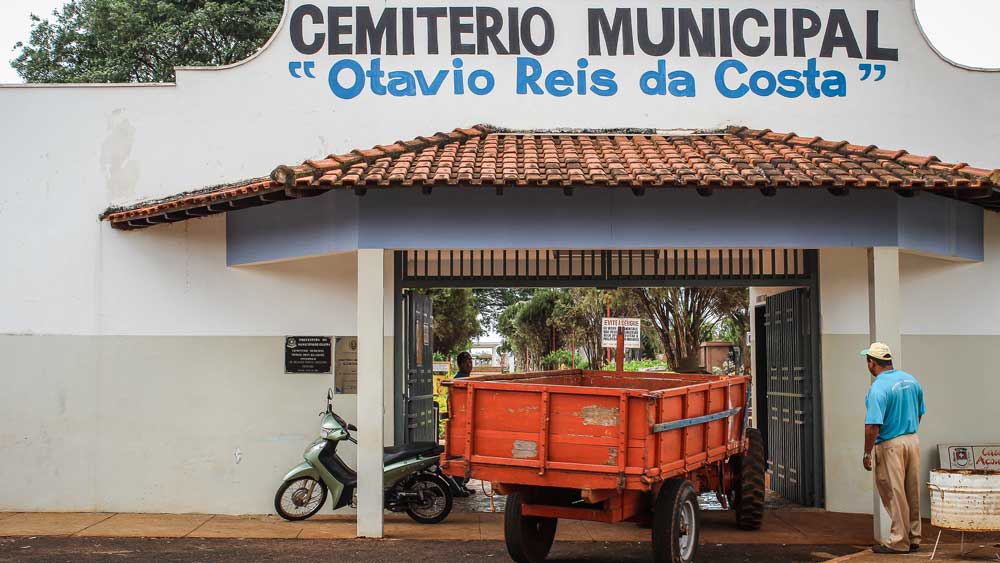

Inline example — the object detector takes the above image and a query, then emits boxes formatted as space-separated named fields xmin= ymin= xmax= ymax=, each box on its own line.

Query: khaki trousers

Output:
xmin=874 ymin=433 xmax=922 ymax=552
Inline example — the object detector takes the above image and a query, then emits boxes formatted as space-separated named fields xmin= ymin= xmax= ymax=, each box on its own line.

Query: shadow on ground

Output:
xmin=454 ymin=481 xmax=799 ymax=515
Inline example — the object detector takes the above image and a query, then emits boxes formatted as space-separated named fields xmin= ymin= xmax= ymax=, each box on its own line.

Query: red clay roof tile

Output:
xmin=101 ymin=124 xmax=1000 ymax=229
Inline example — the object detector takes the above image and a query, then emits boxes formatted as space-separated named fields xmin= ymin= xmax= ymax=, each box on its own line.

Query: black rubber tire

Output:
xmin=274 ymin=477 xmax=327 ymax=521
xmin=733 ymin=427 xmax=766 ymax=530
xmin=652 ymin=479 xmax=700 ymax=563
xmin=504 ymin=491 xmax=558 ymax=563
xmin=404 ymin=474 xmax=454 ymax=524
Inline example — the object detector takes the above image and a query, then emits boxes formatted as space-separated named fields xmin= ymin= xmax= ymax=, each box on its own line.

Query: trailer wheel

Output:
xmin=504 ymin=492 xmax=557 ymax=563
xmin=652 ymin=479 xmax=700 ymax=563
xmin=733 ymin=427 xmax=766 ymax=530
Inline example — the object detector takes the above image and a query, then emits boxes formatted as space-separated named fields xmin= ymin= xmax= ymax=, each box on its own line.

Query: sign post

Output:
xmin=602 ymin=318 xmax=641 ymax=369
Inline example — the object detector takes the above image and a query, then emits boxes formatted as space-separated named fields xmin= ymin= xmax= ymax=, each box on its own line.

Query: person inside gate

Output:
xmin=861 ymin=343 xmax=926 ymax=554
xmin=454 ymin=351 xmax=473 ymax=379
xmin=450 ymin=350 xmax=476 ymax=496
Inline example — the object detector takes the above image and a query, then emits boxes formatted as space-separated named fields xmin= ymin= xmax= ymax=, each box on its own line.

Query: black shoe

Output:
xmin=463 ymin=487 xmax=476 ymax=496
xmin=910 ymin=544 xmax=920 ymax=552
xmin=872 ymin=545 xmax=908 ymax=554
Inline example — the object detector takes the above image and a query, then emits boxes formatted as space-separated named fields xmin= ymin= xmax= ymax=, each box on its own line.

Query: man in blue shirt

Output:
xmin=861 ymin=343 xmax=926 ymax=554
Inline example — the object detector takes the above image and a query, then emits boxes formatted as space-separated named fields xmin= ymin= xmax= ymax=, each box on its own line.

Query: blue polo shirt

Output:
xmin=865 ymin=369 xmax=926 ymax=443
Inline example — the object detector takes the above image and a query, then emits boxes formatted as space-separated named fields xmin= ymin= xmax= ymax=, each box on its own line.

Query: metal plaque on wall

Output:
xmin=284 ymin=336 xmax=332 ymax=374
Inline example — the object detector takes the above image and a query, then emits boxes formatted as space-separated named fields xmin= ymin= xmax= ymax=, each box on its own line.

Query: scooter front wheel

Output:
xmin=404 ymin=474 xmax=453 ymax=524
xmin=275 ymin=477 xmax=328 ymax=521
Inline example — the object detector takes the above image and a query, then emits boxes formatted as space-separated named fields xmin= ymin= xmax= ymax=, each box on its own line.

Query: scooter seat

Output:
xmin=383 ymin=442 xmax=443 ymax=466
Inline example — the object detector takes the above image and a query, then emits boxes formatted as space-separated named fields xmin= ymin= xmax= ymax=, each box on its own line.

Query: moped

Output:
xmin=274 ymin=389 xmax=453 ymax=523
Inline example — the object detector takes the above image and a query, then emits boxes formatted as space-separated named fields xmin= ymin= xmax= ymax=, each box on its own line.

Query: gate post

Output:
xmin=867 ymin=247 xmax=901 ymax=545
xmin=357 ymin=249 xmax=385 ymax=538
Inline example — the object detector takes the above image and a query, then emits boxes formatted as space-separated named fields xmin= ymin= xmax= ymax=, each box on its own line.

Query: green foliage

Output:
xmin=434 ymin=392 xmax=448 ymax=440
xmin=12 ymin=0 xmax=283 ymax=83
xmin=550 ymin=288 xmax=611 ymax=370
xmin=713 ymin=316 xmax=741 ymax=343
xmin=491 ymin=286 xmax=747 ymax=375
xmin=540 ymin=349 xmax=576 ymax=370
xmin=639 ymin=326 xmax=660 ymax=359
xmin=497 ymin=289 xmax=568 ymax=371
xmin=713 ymin=288 xmax=750 ymax=373
xmin=424 ymin=288 xmax=482 ymax=359
xmin=497 ymin=300 xmax=525 ymax=355
xmin=473 ymin=288 xmax=535 ymax=333
xmin=622 ymin=359 xmax=671 ymax=372
xmin=621 ymin=287 xmax=724 ymax=372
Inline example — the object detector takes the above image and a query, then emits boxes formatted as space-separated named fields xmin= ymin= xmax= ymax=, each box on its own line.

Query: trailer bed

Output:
xmin=441 ymin=369 xmax=750 ymax=492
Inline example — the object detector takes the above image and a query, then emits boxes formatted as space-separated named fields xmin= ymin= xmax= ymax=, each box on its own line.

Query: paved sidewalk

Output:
xmin=1 ymin=509 xmax=995 ymax=547
xmin=825 ymin=542 xmax=1000 ymax=563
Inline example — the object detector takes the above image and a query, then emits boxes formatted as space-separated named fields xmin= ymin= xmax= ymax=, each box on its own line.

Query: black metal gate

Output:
xmin=764 ymin=288 xmax=821 ymax=506
xmin=393 ymin=248 xmax=824 ymax=504
xmin=401 ymin=291 xmax=437 ymax=443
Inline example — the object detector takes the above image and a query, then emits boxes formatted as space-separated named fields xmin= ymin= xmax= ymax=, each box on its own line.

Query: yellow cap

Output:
xmin=860 ymin=342 xmax=892 ymax=361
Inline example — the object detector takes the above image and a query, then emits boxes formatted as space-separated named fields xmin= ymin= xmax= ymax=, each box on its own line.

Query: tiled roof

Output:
xmin=102 ymin=125 xmax=1000 ymax=230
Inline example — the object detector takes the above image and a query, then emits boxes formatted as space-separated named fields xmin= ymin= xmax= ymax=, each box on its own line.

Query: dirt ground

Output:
xmin=0 ymin=537 xmax=861 ymax=563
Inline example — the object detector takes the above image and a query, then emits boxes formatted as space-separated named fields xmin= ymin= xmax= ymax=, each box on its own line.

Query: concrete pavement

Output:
xmin=1 ymin=509 xmax=996 ymax=547
xmin=0 ymin=537 xmax=863 ymax=563
xmin=825 ymin=542 xmax=1000 ymax=563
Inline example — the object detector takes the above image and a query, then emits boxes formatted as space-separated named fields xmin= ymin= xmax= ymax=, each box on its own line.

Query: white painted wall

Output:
xmin=0 ymin=247 xmax=367 ymax=514
xmin=817 ymin=247 xmax=874 ymax=514
xmin=900 ymin=213 xmax=1000 ymax=336
xmin=899 ymin=212 xmax=1000 ymax=517
xmin=0 ymin=235 xmax=401 ymax=514
xmin=2 ymin=0 xmax=1000 ymax=515
xmin=815 ymin=218 xmax=1000 ymax=516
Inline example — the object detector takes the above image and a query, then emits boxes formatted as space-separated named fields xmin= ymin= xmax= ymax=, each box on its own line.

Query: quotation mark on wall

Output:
xmin=289 ymin=61 xmax=317 ymax=79
xmin=858 ymin=64 xmax=886 ymax=82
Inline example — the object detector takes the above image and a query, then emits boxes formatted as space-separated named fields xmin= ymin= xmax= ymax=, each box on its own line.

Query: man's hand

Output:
xmin=863 ymin=424 xmax=880 ymax=472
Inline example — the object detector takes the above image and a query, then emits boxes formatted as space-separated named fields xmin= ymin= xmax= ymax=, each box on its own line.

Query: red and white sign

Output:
xmin=601 ymin=317 xmax=641 ymax=349
xmin=939 ymin=444 xmax=1000 ymax=470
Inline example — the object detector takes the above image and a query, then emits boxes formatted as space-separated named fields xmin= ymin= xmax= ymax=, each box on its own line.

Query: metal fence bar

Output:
xmin=400 ymin=248 xmax=816 ymax=287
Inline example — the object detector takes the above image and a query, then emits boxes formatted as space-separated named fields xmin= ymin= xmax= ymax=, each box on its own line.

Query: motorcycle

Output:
xmin=274 ymin=389 xmax=454 ymax=523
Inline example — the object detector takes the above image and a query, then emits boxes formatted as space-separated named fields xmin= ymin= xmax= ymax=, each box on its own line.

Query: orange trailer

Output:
xmin=441 ymin=366 xmax=764 ymax=563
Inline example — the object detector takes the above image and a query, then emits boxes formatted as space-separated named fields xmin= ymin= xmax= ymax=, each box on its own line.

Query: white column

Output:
xmin=867 ymin=247 xmax=901 ymax=544
xmin=357 ymin=249 xmax=385 ymax=538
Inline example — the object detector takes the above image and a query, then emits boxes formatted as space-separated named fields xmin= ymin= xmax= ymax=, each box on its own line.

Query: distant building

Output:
xmin=470 ymin=340 xmax=509 ymax=371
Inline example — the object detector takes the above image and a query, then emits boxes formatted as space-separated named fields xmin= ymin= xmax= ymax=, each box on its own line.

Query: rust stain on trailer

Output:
xmin=512 ymin=440 xmax=538 ymax=459
xmin=607 ymin=447 xmax=618 ymax=466
xmin=506 ymin=405 xmax=540 ymax=415
xmin=577 ymin=405 xmax=620 ymax=427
